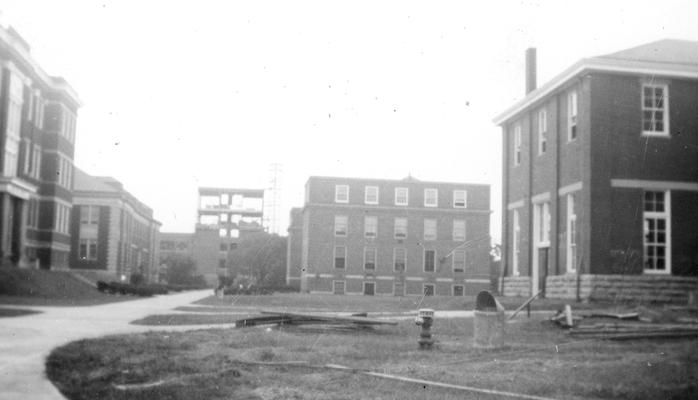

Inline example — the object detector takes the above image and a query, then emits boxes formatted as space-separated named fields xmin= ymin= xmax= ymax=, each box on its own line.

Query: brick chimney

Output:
xmin=525 ymin=47 xmax=537 ymax=94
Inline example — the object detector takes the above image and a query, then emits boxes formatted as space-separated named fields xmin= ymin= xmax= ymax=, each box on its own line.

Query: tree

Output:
xmin=227 ymin=232 xmax=287 ymax=286
xmin=162 ymin=255 xmax=204 ymax=285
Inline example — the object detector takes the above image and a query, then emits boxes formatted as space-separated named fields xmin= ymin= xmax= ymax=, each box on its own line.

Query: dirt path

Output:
xmin=0 ymin=290 xmax=214 ymax=400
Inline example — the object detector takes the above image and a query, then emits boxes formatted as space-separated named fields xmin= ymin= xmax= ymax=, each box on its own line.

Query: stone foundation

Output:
xmin=502 ymin=274 xmax=698 ymax=303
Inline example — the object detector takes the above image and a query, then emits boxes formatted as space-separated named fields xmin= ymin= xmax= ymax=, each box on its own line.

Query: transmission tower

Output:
xmin=265 ymin=163 xmax=283 ymax=234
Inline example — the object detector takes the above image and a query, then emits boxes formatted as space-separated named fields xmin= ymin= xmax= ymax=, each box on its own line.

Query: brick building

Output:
xmin=70 ymin=168 xmax=161 ymax=281
xmin=0 ymin=24 xmax=80 ymax=269
xmin=495 ymin=40 xmax=698 ymax=302
xmin=159 ymin=187 xmax=265 ymax=285
xmin=289 ymin=176 xmax=491 ymax=296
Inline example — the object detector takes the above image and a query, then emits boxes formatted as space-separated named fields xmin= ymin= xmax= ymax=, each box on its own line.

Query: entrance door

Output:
xmin=363 ymin=281 xmax=375 ymax=296
xmin=532 ymin=201 xmax=551 ymax=296
xmin=538 ymin=247 xmax=549 ymax=297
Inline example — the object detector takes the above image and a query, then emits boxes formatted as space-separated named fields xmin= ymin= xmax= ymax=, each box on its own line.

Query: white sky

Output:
xmin=2 ymin=0 xmax=697 ymax=240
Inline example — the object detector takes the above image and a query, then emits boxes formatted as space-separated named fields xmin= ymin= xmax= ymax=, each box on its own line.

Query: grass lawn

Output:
xmin=193 ymin=293 xmax=608 ymax=313
xmin=46 ymin=315 xmax=697 ymax=400
xmin=0 ymin=269 xmax=140 ymax=306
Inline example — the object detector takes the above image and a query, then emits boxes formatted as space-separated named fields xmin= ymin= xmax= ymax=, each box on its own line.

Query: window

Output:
xmin=568 ymin=90 xmax=578 ymax=141
xmin=31 ymin=145 xmax=42 ymax=179
xmin=22 ymin=140 xmax=31 ymax=175
xmin=423 ymin=219 xmax=437 ymax=241
xmin=79 ymin=239 xmax=98 ymax=260
xmin=3 ymin=74 xmax=23 ymax=177
xmin=393 ymin=282 xmax=405 ymax=296
xmin=424 ymin=249 xmax=436 ymax=272
xmin=394 ymin=218 xmax=407 ymax=239
xmin=512 ymin=209 xmax=520 ymax=276
xmin=333 ymin=280 xmax=345 ymax=295
xmin=536 ymin=202 xmax=551 ymax=245
xmin=538 ymin=108 xmax=547 ymax=155
xmin=219 ymin=228 xmax=227 ymax=237
xmin=364 ymin=216 xmax=377 ymax=238
xmin=27 ymin=199 xmax=39 ymax=228
xmin=335 ymin=185 xmax=349 ymax=203
xmin=453 ymin=285 xmax=464 ymax=296
xmin=363 ymin=281 xmax=375 ymax=296
xmin=364 ymin=248 xmax=376 ymax=270
xmin=334 ymin=215 xmax=348 ymax=237
xmin=513 ymin=124 xmax=522 ymax=166
xmin=453 ymin=220 xmax=466 ymax=242
xmin=424 ymin=188 xmax=438 ymax=207
xmin=80 ymin=206 xmax=99 ymax=225
xmin=334 ymin=246 xmax=346 ymax=269
xmin=453 ymin=190 xmax=467 ymax=208
xmin=365 ymin=186 xmax=379 ymax=204
xmin=395 ymin=187 xmax=408 ymax=205
xmin=394 ymin=248 xmax=406 ymax=272
xmin=57 ymin=156 xmax=73 ymax=189
xmin=423 ymin=284 xmax=435 ymax=296
xmin=644 ymin=191 xmax=671 ymax=273
xmin=220 ymin=243 xmax=228 ymax=252
xmin=54 ymin=204 xmax=70 ymax=234
xmin=566 ymin=194 xmax=577 ymax=273
xmin=642 ymin=83 xmax=669 ymax=136
xmin=453 ymin=250 xmax=466 ymax=273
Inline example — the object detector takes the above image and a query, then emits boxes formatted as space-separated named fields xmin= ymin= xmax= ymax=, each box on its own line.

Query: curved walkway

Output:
xmin=0 ymin=290 xmax=213 ymax=400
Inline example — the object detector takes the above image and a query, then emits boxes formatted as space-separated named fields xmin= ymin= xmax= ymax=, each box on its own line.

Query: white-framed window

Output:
xmin=395 ymin=187 xmax=408 ymax=206
xmin=334 ymin=245 xmax=346 ymax=269
xmin=27 ymin=199 xmax=39 ymax=228
xmin=364 ymin=216 xmax=377 ymax=238
xmin=424 ymin=188 xmax=438 ymax=207
xmin=393 ymin=248 xmax=406 ymax=272
xmin=365 ymin=186 xmax=379 ymax=204
xmin=642 ymin=83 xmax=669 ymax=137
xmin=79 ymin=239 xmax=98 ymax=261
xmin=54 ymin=203 xmax=70 ymax=234
xmin=22 ymin=140 xmax=31 ymax=175
xmin=512 ymin=209 xmax=520 ymax=277
xmin=453 ymin=250 xmax=466 ymax=273
xmin=3 ymin=73 xmax=23 ymax=177
xmin=643 ymin=191 xmax=671 ymax=274
xmin=566 ymin=194 xmax=577 ymax=274
xmin=57 ymin=156 xmax=73 ymax=189
xmin=219 ymin=228 xmax=227 ymax=238
xmin=394 ymin=218 xmax=407 ymax=239
xmin=333 ymin=280 xmax=346 ymax=295
xmin=334 ymin=215 xmax=348 ymax=237
xmin=453 ymin=190 xmax=467 ymax=208
xmin=423 ymin=219 xmax=437 ymax=241
xmin=513 ymin=124 xmax=522 ymax=166
xmin=423 ymin=249 xmax=436 ymax=272
xmin=568 ymin=90 xmax=578 ymax=141
xmin=34 ymin=94 xmax=44 ymax=130
xmin=80 ymin=205 xmax=99 ymax=225
xmin=538 ymin=108 xmax=547 ymax=155
xmin=364 ymin=247 xmax=376 ymax=270
xmin=394 ymin=187 xmax=409 ymax=206
xmin=335 ymin=185 xmax=349 ymax=203
xmin=536 ymin=202 xmax=551 ymax=246
xmin=423 ymin=283 xmax=435 ymax=296
xmin=453 ymin=219 xmax=466 ymax=242
xmin=452 ymin=285 xmax=464 ymax=296
xmin=31 ymin=145 xmax=42 ymax=179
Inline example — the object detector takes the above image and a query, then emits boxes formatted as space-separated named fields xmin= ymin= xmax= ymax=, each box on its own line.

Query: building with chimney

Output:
xmin=0 ymin=24 xmax=81 ymax=269
xmin=289 ymin=176 xmax=491 ymax=296
xmin=495 ymin=40 xmax=698 ymax=302
xmin=70 ymin=168 xmax=161 ymax=281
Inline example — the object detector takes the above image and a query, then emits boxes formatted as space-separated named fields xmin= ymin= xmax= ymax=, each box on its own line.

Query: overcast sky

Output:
xmin=2 ymin=0 xmax=697 ymax=240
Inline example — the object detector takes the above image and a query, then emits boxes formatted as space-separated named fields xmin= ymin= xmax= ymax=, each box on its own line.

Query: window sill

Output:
xmin=641 ymin=131 xmax=670 ymax=138
xmin=643 ymin=269 xmax=671 ymax=275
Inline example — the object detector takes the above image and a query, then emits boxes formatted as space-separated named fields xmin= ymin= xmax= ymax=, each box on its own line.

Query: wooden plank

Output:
xmin=508 ymin=290 xmax=543 ymax=320
xmin=259 ymin=311 xmax=398 ymax=325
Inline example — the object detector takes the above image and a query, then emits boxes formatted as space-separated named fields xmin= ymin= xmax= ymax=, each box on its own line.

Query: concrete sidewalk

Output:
xmin=0 ymin=290 xmax=213 ymax=400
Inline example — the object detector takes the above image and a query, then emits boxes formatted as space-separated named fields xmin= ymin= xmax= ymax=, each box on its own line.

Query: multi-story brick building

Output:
xmin=290 ymin=176 xmax=491 ymax=296
xmin=495 ymin=40 xmax=698 ymax=302
xmin=159 ymin=187 xmax=265 ymax=285
xmin=285 ymin=207 xmax=303 ymax=288
xmin=70 ymin=168 xmax=161 ymax=281
xmin=0 ymin=24 xmax=80 ymax=269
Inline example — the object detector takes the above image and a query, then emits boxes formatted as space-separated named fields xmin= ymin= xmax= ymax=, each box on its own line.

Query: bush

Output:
xmin=96 ymin=281 xmax=168 ymax=297
xmin=129 ymin=273 xmax=145 ymax=286
xmin=222 ymin=284 xmax=298 ymax=296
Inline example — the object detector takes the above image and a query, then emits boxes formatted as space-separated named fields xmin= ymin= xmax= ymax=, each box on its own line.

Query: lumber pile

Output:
xmin=234 ymin=311 xmax=398 ymax=329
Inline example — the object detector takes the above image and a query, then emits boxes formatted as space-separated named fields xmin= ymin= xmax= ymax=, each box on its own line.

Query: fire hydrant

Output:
xmin=414 ymin=308 xmax=435 ymax=349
